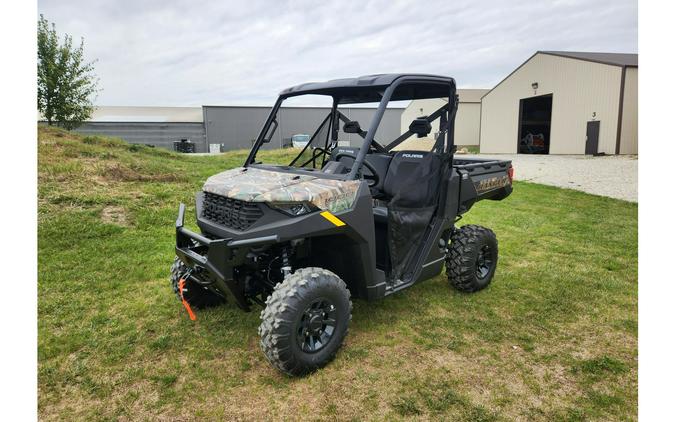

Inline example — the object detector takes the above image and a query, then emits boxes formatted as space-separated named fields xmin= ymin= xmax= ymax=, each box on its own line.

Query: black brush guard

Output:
xmin=175 ymin=203 xmax=279 ymax=311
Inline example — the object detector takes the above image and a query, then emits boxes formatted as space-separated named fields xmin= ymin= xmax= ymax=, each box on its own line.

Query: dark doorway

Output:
xmin=518 ymin=94 xmax=552 ymax=154
xmin=585 ymin=121 xmax=600 ymax=155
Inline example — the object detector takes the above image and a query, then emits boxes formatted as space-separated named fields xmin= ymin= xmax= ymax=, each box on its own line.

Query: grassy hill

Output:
xmin=38 ymin=127 xmax=637 ymax=421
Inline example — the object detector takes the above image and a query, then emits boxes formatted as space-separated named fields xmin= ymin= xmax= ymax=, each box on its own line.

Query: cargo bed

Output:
xmin=452 ymin=157 xmax=513 ymax=211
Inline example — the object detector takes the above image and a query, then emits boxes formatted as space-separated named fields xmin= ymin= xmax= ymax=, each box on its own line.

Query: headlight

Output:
xmin=270 ymin=202 xmax=318 ymax=216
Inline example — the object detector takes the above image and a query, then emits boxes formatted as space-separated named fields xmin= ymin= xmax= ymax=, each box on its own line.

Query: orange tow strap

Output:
xmin=178 ymin=278 xmax=197 ymax=321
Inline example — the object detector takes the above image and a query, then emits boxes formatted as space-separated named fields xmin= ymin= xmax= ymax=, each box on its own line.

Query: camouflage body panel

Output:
xmin=474 ymin=174 xmax=511 ymax=194
xmin=202 ymin=167 xmax=361 ymax=214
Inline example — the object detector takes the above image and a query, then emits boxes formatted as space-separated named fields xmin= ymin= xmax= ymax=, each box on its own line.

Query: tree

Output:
xmin=37 ymin=15 xmax=100 ymax=130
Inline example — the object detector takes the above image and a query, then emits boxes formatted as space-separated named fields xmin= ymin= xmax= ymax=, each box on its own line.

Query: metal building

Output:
xmin=70 ymin=105 xmax=403 ymax=153
xmin=203 ymin=106 xmax=403 ymax=151
xmin=480 ymin=51 xmax=638 ymax=155
xmin=74 ymin=106 xmax=207 ymax=151
xmin=399 ymin=89 xmax=488 ymax=149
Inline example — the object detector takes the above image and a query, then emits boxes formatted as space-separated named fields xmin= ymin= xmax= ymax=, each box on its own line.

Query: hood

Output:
xmin=202 ymin=167 xmax=361 ymax=214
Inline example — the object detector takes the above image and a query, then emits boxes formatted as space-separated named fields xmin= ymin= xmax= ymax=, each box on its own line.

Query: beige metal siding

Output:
xmin=481 ymin=53 xmax=623 ymax=154
xmin=454 ymin=102 xmax=481 ymax=146
xmin=619 ymin=67 xmax=638 ymax=154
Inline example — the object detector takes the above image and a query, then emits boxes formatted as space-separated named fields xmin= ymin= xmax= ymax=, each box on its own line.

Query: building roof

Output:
xmin=402 ymin=89 xmax=490 ymax=111
xmin=540 ymin=51 xmax=638 ymax=67
xmin=457 ymin=89 xmax=490 ymax=103
xmin=88 ymin=106 xmax=203 ymax=122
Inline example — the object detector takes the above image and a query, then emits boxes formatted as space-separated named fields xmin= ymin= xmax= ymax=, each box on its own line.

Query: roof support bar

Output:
xmin=385 ymin=102 xmax=450 ymax=152
xmin=348 ymin=77 xmax=457 ymax=179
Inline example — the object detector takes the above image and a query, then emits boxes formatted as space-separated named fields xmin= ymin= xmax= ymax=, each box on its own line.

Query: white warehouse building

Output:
xmin=480 ymin=51 xmax=638 ymax=155
xmin=401 ymin=51 xmax=638 ymax=155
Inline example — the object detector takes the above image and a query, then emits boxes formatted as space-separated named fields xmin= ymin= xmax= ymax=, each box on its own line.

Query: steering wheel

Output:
xmin=311 ymin=147 xmax=330 ymax=167
xmin=297 ymin=146 xmax=330 ymax=168
xmin=334 ymin=152 xmax=380 ymax=187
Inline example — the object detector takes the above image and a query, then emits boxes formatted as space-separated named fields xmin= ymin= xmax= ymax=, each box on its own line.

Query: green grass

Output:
xmin=458 ymin=145 xmax=480 ymax=154
xmin=38 ymin=127 xmax=637 ymax=420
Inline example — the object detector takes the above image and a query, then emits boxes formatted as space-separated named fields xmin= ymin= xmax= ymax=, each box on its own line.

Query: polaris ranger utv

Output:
xmin=171 ymin=74 xmax=513 ymax=375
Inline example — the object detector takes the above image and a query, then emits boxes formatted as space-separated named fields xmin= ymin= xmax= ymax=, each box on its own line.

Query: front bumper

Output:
xmin=175 ymin=203 xmax=279 ymax=311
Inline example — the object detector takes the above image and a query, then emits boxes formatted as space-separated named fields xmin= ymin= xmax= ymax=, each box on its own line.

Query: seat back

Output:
xmin=364 ymin=153 xmax=393 ymax=195
xmin=383 ymin=151 xmax=442 ymax=207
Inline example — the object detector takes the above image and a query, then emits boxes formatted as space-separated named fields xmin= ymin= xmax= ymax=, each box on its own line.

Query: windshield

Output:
xmin=246 ymin=81 xmax=455 ymax=173
xmin=249 ymin=94 xmax=400 ymax=170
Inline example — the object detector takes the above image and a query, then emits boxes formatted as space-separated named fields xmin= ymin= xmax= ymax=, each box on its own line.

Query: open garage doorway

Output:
xmin=518 ymin=94 xmax=552 ymax=154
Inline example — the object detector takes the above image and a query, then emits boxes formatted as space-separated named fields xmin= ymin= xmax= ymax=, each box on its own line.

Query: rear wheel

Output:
xmin=170 ymin=257 xmax=226 ymax=309
xmin=446 ymin=225 xmax=498 ymax=292
xmin=259 ymin=267 xmax=352 ymax=376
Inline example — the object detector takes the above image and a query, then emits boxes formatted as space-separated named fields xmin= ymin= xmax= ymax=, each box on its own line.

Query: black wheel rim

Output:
xmin=476 ymin=245 xmax=493 ymax=279
xmin=296 ymin=298 xmax=337 ymax=353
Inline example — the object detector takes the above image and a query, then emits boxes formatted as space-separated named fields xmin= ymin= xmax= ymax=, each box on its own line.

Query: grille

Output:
xmin=201 ymin=192 xmax=263 ymax=230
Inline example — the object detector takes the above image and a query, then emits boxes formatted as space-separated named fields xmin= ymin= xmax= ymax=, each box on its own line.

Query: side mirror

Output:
xmin=263 ymin=119 xmax=278 ymax=143
xmin=409 ymin=117 xmax=432 ymax=138
xmin=343 ymin=120 xmax=362 ymax=134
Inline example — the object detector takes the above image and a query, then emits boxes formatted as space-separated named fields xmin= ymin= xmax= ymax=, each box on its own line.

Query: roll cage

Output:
xmin=244 ymin=74 xmax=458 ymax=178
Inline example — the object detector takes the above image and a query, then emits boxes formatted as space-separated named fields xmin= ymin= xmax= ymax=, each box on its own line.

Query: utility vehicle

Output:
xmin=171 ymin=74 xmax=513 ymax=375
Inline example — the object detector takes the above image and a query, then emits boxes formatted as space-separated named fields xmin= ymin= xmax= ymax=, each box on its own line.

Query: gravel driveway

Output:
xmin=466 ymin=154 xmax=638 ymax=202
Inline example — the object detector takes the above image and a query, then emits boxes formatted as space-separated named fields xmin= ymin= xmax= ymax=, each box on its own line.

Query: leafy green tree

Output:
xmin=37 ymin=15 xmax=100 ymax=130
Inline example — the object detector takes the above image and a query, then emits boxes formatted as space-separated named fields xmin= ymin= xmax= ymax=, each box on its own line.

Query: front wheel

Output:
xmin=446 ymin=225 xmax=499 ymax=292
xmin=259 ymin=267 xmax=352 ymax=376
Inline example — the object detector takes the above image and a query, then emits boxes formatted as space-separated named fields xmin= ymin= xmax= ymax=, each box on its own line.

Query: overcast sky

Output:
xmin=37 ymin=0 xmax=637 ymax=106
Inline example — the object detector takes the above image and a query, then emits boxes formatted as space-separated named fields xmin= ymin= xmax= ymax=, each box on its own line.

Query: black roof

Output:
xmin=540 ymin=51 xmax=638 ymax=67
xmin=279 ymin=74 xmax=456 ymax=104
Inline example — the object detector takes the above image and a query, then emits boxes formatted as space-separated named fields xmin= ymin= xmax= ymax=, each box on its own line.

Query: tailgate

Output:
xmin=455 ymin=158 xmax=513 ymax=202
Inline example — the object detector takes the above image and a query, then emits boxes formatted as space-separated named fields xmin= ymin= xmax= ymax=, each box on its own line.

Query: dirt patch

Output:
xmin=101 ymin=206 xmax=129 ymax=226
